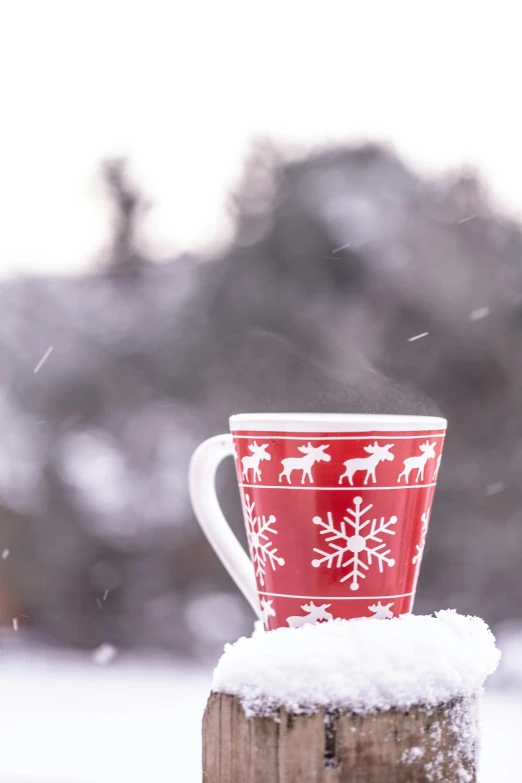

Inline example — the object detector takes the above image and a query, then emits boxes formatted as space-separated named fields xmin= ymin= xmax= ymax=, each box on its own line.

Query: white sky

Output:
xmin=1 ymin=0 xmax=521 ymax=277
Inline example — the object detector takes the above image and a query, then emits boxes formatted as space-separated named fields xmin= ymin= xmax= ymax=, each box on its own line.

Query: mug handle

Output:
xmin=189 ymin=434 xmax=261 ymax=618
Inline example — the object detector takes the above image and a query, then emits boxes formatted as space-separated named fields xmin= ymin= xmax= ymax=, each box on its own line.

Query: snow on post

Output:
xmin=203 ymin=611 xmax=500 ymax=783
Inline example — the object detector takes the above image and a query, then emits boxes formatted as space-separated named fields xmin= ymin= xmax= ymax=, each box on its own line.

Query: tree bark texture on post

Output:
xmin=202 ymin=692 xmax=478 ymax=783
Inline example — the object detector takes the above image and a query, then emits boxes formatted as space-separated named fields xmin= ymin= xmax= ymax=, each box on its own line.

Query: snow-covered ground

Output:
xmin=481 ymin=691 xmax=521 ymax=783
xmin=0 ymin=647 xmax=518 ymax=783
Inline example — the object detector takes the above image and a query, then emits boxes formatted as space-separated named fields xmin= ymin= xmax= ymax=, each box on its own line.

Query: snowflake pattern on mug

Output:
xmin=311 ymin=496 xmax=397 ymax=590
xmin=244 ymin=493 xmax=285 ymax=586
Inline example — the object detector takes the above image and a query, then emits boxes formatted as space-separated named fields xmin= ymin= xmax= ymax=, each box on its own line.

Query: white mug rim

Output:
xmin=230 ymin=412 xmax=447 ymax=433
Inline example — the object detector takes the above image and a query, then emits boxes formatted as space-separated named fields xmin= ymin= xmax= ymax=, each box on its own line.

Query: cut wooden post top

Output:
xmin=204 ymin=612 xmax=501 ymax=783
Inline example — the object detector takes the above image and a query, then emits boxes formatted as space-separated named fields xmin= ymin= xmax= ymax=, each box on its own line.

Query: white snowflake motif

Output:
xmin=244 ymin=494 xmax=285 ymax=586
xmin=412 ymin=507 xmax=431 ymax=565
xmin=311 ymin=496 xmax=397 ymax=591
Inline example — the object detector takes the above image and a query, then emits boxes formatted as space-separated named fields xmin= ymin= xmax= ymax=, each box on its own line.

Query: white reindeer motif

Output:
xmin=286 ymin=602 xmax=333 ymax=628
xmin=241 ymin=442 xmax=271 ymax=483
xmin=279 ymin=443 xmax=331 ymax=485
xmin=338 ymin=442 xmax=395 ymax=486
xmin=260 ymin=598 xmax=276 ymax=626
xmin=368 ymin=601 xmax=394 ymax=619
xmin=397 ymin=441 xmax=436 ymax=484
xmin=432 ymin=455 xmax=442 ymax=480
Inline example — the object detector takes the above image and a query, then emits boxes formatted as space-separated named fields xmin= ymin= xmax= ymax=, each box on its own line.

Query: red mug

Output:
xmin=189 ymin=413 xmax=446 ymax=630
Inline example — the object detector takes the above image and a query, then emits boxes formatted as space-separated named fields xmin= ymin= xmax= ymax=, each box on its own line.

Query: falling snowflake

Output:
xmin=311 ymin=496 xmax=397 ymax=591
xmin=92 ymin=643 xmax=117 ymax=666
xmin=244 ymin=494 xmax=285 ymax=587
xmin=33 ymin=345 xmax=54 ymax=374
xmin=412 ymin=507 xmax=431 ymax=565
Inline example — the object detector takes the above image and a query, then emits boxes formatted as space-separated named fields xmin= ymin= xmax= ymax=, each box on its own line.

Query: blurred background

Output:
xmin=0 ymin=2 xmax=521 ymax=781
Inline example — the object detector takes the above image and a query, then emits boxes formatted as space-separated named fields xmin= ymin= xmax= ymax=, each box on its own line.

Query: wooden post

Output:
xmin=202 ymin=691 xmax=478 ymax=783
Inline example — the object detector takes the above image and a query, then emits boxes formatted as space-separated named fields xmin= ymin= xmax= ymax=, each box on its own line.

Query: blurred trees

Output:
xmin=1 ymin=144 xmax=522 ymax=658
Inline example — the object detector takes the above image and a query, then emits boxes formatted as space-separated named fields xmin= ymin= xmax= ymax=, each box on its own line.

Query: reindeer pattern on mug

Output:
xmin=338 ymin=442 xmax=395 ymax=485
xmin=286 ymin=602 xmax=333 ymax=628
xmin=241 ymin=442 xmax=271 ymax=483
xmin=397 ymin=441 xmax=436 ymax=484
xmin=278 ymin=442 xmax=331 ymax=484
xmin=237 ymin=438 xmax=443 ymax=488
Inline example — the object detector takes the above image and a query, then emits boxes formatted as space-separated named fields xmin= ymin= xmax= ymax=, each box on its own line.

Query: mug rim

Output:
xmin=230 ymin=412 xmax=447 ymax=433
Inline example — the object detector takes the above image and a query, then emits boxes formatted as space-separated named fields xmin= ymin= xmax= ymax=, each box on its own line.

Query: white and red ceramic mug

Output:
xmin=189 ymin=413 xmax=446 ymax=630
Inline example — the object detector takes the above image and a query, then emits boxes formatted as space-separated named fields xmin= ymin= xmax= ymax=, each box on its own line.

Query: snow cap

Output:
xmin=212 ymin=611 xmax=500 ymax=716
